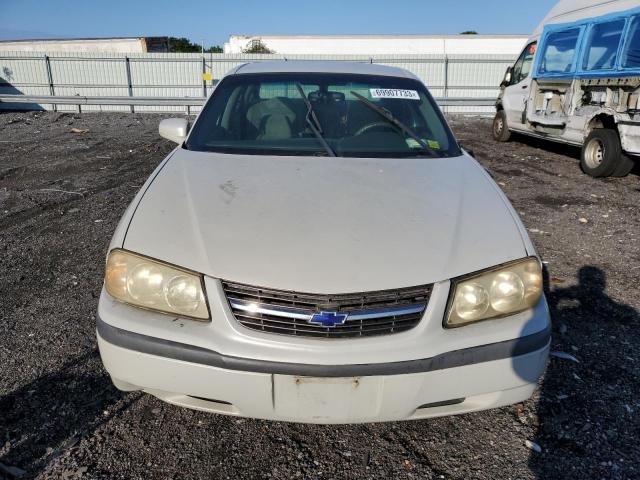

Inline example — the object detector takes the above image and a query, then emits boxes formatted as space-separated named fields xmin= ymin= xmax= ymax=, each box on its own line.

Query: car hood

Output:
xmin=123 ymin=149 xmax=527 ymax=293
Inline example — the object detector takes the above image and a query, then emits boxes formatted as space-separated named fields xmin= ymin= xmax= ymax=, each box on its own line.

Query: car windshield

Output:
xmin=185 ymin=72 xmax=460 ymax=158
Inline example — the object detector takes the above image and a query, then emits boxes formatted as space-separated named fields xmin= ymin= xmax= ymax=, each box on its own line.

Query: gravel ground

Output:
xmin=0 ymin=111 xmax=638 ymax=480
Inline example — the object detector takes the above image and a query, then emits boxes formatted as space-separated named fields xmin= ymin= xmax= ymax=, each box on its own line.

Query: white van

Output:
xmin=493 ymin=0 xmax=640 ymax=177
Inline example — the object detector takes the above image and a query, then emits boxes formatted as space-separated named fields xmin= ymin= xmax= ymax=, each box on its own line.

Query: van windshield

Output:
xmin=186 ymin=73 xmax=460 ymax=158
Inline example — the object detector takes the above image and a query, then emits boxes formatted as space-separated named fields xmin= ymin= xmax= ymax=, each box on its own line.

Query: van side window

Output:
xmin=540 ymin=28 xmax=581 ymax=74
xmin=511 ymin=42 xmax=537 ymax=85
xmin=583 ymin=19 xmax=626 ymax=71
xmin=622 ymin=16 xmax=640 ymax=68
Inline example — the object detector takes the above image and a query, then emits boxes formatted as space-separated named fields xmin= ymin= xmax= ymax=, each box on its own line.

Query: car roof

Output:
xmin=231 ymin=60 xmax=418 ymax=79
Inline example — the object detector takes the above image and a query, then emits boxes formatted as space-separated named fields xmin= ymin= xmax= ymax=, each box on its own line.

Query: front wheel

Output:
xmin=492 ymin=110 xmax=511 ymax=142
xmin=580 ymin=129 xmax=625 ymax=178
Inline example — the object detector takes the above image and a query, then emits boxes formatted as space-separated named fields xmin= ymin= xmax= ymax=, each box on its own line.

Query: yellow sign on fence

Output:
xmin=202 ymin=73 xmax=213 ymax=81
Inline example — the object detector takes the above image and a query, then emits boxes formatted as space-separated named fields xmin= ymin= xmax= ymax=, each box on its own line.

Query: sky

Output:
xmin=0 ymin=0 xmax=558 ymax=46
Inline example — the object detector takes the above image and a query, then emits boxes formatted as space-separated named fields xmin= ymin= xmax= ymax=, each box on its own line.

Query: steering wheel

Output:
xmin=354 ymin=122 xmax=397 ymax=136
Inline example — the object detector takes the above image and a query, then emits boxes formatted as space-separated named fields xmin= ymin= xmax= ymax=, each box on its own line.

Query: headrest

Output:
xmin=258 ymin=114 xmax=292 ymax=140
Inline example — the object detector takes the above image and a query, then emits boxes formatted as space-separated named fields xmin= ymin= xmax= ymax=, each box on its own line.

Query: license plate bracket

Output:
xmin=272 ymin=375 xmax=382 ymax=422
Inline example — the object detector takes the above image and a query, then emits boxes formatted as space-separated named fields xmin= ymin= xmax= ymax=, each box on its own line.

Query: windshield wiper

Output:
xmin=350 ymin=90 xmax=438 ymax=158
xmin=295 ymin=83 xmax=336 ymax=157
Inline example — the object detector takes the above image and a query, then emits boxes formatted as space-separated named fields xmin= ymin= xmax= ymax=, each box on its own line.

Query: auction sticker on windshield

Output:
xmin=369 ymin=88 xmax=420 ymax=100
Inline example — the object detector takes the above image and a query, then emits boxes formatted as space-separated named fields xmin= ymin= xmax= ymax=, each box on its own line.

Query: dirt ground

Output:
xmin=0 ymin=111 xmax=638 ymax=480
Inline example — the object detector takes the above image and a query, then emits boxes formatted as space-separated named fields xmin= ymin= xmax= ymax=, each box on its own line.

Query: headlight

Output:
xmin=104 ymin=249 xmax=210 ymax=320
xmin=446 ymin=257 xmax=542 ymax=327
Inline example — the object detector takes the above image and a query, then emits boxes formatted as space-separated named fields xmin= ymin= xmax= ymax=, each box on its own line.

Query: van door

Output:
xmin=503 ymin=42 xmax=537 ymax=131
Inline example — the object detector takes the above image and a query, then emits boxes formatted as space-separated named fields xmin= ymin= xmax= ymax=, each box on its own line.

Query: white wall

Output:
xmin=224 ymin=35 xmax=529 ymax=56
xmin=0 ymin=38 xmax=147 ymax=53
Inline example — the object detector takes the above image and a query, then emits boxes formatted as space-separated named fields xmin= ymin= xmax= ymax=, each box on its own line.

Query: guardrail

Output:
xmin=0 ymin=94 xmax=497 ymax=113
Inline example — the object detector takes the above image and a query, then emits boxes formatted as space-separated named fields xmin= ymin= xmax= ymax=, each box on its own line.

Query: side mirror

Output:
xmin=501 ymin=67 xmax=513 ymax=88
xmin=159 ymin=118 xmax=189 ymax=144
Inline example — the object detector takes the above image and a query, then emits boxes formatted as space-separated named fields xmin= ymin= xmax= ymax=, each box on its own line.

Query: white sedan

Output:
xmin=97 ymin=61 xmax=550 ymax=424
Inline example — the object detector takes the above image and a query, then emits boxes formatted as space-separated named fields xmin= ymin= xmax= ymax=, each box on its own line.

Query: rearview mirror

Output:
xmin=501 ymin=67 xmax=513 ymax=88
xmin=159 ymin=118 xmax=189 ymax=144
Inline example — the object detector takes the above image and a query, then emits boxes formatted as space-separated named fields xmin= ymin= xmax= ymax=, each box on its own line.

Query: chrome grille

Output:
xmin=222 ymin=281 xmax=432 ymax=338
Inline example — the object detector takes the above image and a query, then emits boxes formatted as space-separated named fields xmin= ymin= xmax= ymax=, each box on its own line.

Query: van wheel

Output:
xmin=492 ymin=110 xmax=511 ymax=142
xmin=580 ymin=129 xmax=623 ymax=178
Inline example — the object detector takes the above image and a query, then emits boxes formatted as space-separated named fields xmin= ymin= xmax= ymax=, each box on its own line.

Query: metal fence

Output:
xmin=0 ymin=52 xmax=515 ymax=114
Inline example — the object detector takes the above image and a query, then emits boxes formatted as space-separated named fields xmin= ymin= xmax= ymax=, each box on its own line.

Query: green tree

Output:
xmin=168 ymin=37 xmax=223 ymax=53
xmin=242 ymin=39 xmax=274 ymax=54
xmin=168 ymin=37 xmax=200 ymax=52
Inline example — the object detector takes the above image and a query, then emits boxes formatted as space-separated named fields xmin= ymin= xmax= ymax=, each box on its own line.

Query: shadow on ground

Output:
xmin=0 ymin=350 xmax=139 ymax=478
xmin=529 ymin=266 xmax=639 ymax=478
xmin=512 ymin=132 xmax=640 ymax=178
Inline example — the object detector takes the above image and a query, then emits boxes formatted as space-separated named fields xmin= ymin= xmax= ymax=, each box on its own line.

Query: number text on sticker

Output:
xmin=369 ymin=89 xmax=420 ymax=100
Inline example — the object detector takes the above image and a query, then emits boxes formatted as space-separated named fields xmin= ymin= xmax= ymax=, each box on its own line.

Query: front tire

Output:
xmin=492 ymin=110 xmax=511 ymax=142
xmin=580 ymin=129 xmax=625 ymax=178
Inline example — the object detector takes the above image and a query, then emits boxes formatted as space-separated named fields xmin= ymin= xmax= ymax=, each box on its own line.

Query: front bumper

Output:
xmin=97 ymin=317 xmax=550 ymax=424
